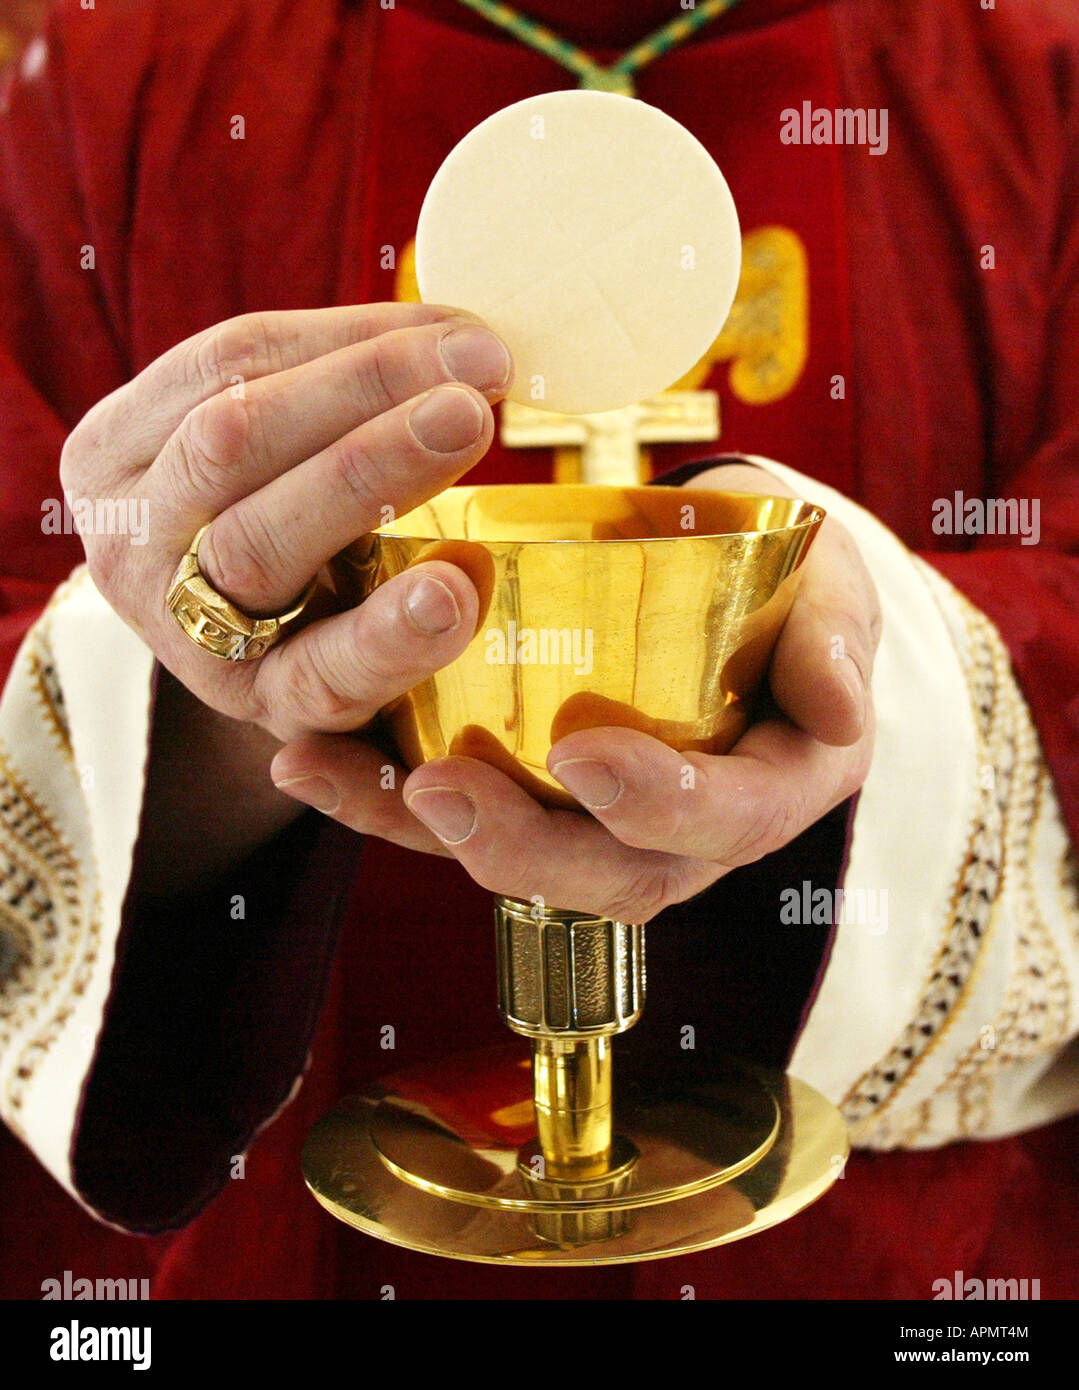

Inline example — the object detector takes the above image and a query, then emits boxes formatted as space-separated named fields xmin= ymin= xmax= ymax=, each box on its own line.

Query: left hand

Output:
xmin=269 ymin=463 xmax=881 ymax=923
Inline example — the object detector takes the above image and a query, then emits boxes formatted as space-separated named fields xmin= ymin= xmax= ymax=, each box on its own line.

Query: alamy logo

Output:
xmin=49 ymin=1321 xmax=151 ymax=1371
xmin=41 ymin=490 xmax=149 ymax=546
xmin=933 ymin=1271 xmax=1041 ymax=1301
xmin=485 ymin=622 xmax=593 ymax=677
xmin=931 ymin=491 xmax=1040 ymax=545
xmin=780 ymin=879 xmax=888 ymax=935
xmin=42 ymin=1271 xmax=149 ymax=1300
xmin=780 ymin=102 xmax=888 ymax=155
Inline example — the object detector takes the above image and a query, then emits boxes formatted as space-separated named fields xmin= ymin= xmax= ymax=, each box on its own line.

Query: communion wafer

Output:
xmin=415 ymin=90 xmax=741 ymax=416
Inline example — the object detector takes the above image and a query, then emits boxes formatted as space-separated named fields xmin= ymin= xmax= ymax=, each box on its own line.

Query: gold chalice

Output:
xmin=302 ymin=483 xmax=849 ymax=1264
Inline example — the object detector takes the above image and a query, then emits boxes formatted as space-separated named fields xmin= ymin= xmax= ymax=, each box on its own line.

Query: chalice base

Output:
xmin=301 ymin=1044 xmax=849 ymax=1266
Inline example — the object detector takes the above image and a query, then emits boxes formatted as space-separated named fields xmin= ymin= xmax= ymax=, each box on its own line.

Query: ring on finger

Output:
xmin=166 ymin=522 xmax=317 ymax=661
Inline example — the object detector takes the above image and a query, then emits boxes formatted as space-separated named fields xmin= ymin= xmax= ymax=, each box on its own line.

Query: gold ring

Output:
xmin=166 ymin=523 xmax=317 ymax=660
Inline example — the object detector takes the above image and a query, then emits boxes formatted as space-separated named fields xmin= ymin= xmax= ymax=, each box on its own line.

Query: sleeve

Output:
xmin=0 ymin=9 xmax=358 ymax=1233
xmin=734 ymin=456 xmax=1079 ymax=1152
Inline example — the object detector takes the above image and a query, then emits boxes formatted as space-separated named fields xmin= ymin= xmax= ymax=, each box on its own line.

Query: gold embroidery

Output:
xmin=28 ymin=633 xmax=75 ymax=765
xmin=0 ymin=737 xmax=100 ymax=1115
xmin=670 ymin=226 xmax=808 ymax=405
xmin=844 ymin=573 xmax=1074 ymax=1148
xmin=0 ymin=585 xmax=104 ymax=1116
xmin=948 ymin=757 xmax=1071 ymax=1137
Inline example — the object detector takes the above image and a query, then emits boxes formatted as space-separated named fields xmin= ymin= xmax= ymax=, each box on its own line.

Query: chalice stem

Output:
xmin=494 ymin=895 xmax=645 ymax=1181
xmin=532 ymin=1036 xmax=614 ymax=1178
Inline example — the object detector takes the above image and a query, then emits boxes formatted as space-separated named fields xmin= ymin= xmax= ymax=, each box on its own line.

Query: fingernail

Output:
xmin=409 ymin=385 xmax=485 ymax=452
xmin=551 ymin=758 xmax=623 ymax=809
xmin=273 ymin=774 xmax=340 ymax=814
xmin=439 ymin=326 xmax=512 ymax=392
xmin=405 ymin=575 xmax=461 ymax=634
xmin=405 ymin=787 xmax=476 ymax=843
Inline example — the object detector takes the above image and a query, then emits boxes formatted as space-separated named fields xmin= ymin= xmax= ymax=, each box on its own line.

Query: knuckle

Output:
xmin=169 ymin=394 xmax=250 ymax=505
xmin=332 ymin=435 xmax=386 ymax=514
xmin=283 ymin=642 xmax=358 ymax=728
xmin=348 ymin=618 xmax=406 ymax=693
xmin=602 ymin=863 xmax=678 ymax=925
xmin=189 ymin=314 xmax=265 ymax=391
xmin=353 ymin=336 xmax=397 ymax=418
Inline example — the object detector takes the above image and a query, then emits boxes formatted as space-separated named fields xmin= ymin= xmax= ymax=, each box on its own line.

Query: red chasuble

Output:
xmin=2 ymin=0 xmax=1079 ymax=1299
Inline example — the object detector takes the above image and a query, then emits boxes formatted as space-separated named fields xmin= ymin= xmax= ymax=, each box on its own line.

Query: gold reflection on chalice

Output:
xmin=302 ymin=484 xmax=850 ymax=1264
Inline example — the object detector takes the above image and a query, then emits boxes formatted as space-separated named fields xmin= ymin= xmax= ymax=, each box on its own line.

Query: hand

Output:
xmin=271 ymin=463 xmax=882 ymax=920
xmin=59 ymin=303 xmax=512 ymax=889
xmin=63 ymin=302 xmax=514 ymax=741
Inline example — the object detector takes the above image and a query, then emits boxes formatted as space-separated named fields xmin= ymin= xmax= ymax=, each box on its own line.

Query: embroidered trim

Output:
xmin=842 ymin=589 xmax=1008 ymax=1126
xmin=0 ymin=604 xmax=103 ymax=1122
xmin=842 ymin=566 xmax=1073 ymax=1146
xmin=27 ymin=625 xmax=75 ymax=764
xmin=0 ymin=742 xmax=82 ymax=1001
xmin=948 ymin=759 xmax=1071 ymax=1135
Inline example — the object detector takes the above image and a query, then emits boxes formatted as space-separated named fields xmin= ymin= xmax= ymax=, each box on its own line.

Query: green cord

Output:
xmin=455 ymin=0 xmax=745 ymax=95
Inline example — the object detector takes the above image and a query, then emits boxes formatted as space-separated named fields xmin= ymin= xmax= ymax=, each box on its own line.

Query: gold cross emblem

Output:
xmin=499 ymin=391 xmax=719 ymax=486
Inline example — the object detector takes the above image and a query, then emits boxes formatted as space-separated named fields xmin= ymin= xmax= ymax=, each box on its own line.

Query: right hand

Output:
xmin=61 ymin=302 xmax=512 ymax=751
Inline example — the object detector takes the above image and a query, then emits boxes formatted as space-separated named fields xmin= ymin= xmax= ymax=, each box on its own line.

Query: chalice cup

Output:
xmin=302 ymin=483 xmax=850 ymax=1264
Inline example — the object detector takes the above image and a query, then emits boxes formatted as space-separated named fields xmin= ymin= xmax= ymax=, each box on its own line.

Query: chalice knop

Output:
xmin=302 ymin=483 xmax=849 ymax=1264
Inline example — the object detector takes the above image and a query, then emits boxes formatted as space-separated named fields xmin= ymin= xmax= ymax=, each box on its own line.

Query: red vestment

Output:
xmin=2 ymin=0 xmax=1079 ymax=1299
